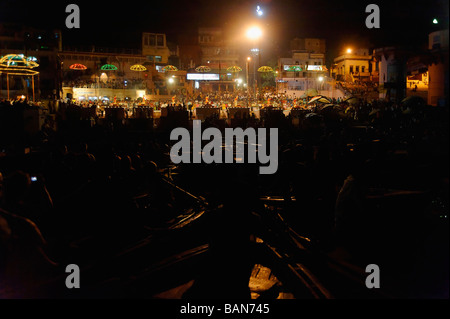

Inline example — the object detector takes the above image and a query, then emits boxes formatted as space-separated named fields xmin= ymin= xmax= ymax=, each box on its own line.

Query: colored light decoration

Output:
xmin=0 ymin=54 xmax=39 ymax=69
xmin=227 ymin=66 xmax=242 ymax=72
xmin=0 ymin=68 xmax=39 ymax=76
xmin=162 ymin=65 xmax=178 ymax=72
xmin=257 ymin=66 xmax=273 ymax=73
xmin=100 ymin=64 xmax=118 ymax=71
xmin=130 ymin=64 xmax=147 ymax=71
xmin=195 ymin=65 xmax=211 ymax=73
xmin=69 ymin=63 xmax=87 ymax=70
xmin=0 ymin=54 xmax=39 ymax=101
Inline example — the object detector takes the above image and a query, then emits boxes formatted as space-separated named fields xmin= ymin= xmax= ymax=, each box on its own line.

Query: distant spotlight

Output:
xmin=433 ymin=18 xmax=438 ymax=24
xmin=347 ymin=48 xmax=352 ymax=54
xmin=256 ymin=5 xmax=263 ymax=16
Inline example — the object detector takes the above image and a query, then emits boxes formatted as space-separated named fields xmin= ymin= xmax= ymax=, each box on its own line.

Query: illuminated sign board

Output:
xmin=187 ymin=73 xmax=220 ymax=81
xmin=307 ymin=65 xmax=326 ymax=71
xmin=283 ymin=65 xmax=303 ymax=72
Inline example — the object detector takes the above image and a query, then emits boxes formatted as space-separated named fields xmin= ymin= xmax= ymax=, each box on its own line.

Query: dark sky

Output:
xmin=1 ymin=0 xmax=448 ymax=61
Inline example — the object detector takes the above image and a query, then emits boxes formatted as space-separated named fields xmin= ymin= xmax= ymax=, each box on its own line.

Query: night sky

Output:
xmin=1 ymin=0 xmax=448 ymax=61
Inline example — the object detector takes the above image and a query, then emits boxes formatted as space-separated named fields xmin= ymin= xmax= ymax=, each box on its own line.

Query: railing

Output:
xmin=62 ymin=46 xmax=142 ymax=56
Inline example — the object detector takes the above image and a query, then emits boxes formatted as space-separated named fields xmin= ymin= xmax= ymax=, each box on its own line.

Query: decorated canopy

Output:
xmin=130 ymin=64 xmax=147 ymax=71
xmin=100 ymin=64 xmax=118 ymax=71
xmin=343 ymin=96 xmax=359 ymax=105
xmin=69 ymin=63 xmax=87 ymax=70
xmin=308 ymin=95 xmax=331 ymax=104
xmin=0 ymin=54 xmax=39 ymax=69
xmin=0 ymin=54 xmax=39 ymax=75
xmin=227 ymin=66 xmax=242 ymax=72
xmin=195 ymin=65 xmax=211 ymax=73
xmin=257 ymin=66 xmax=274 ymax=73
xmin=162 ymin=65 xmax=178 ymax=72
xmin=0 ymin=54 xmax=39 ymax=100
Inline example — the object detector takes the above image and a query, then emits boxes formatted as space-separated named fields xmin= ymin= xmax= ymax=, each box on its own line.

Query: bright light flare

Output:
xmin=246 ymin=26 xmax=262 ymax=40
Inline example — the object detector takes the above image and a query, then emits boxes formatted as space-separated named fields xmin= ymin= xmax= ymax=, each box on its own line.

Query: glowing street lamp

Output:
xmin=246 ymin=26 xmax=262 ymax=40
xmin=246 ymin=26 xmax=263 ymax=101
xmin=346 ymin=48 xmax=352 ymax=54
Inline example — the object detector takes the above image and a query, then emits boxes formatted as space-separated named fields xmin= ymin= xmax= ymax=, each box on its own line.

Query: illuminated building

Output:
xmin=277 ymin=38 xmax=336 ymax=98
xmin=142 ymin=33 xmax=171 ymax=65
xmin=332 ymin=48 xmax=376 ymax=83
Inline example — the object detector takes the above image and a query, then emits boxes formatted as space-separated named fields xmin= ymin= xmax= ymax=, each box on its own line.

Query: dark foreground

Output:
xmin=0 ymin=100 xmax=448 ymax=299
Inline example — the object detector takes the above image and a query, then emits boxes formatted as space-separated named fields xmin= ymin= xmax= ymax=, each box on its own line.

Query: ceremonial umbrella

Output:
xmin=130 ymin=64 xmax=147 ymax=80
xmin=257 ymin=66 xmax=274 ymax=73
xmin=162 ymin=65 xmax=178 ymax=72
xmin=100 ymin=64 xmax=118 ymax=71
xmin=69 ymin=63 xmax=87 ymax=70
xmin=308 ymin=95 xmax=330 ymax=104
xmin=227 ymin=66 xmax=242 ymax=72
xmin=195 ymin=65 xmax=211 ymax=73
xmin=130 ymin=64 xmax=147 ymax=72
xmin=343 ymin=96 xmax=359 ymax=105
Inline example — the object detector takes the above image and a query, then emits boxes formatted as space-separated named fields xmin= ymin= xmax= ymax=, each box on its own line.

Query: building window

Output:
xmin=155 ymin=56 xmax=162 ymax=62
xmin=157 ymin=35 xmax=164 ymax=47
xmin=355 ymin=66 xmax=359 ymax=73
xmin=349 ymin=65 xmax=353 ymax=73
xmin=149 ymin=35 xmax=156 ymax=46
xmin=362 ymin=66 xmax=365 ymax=73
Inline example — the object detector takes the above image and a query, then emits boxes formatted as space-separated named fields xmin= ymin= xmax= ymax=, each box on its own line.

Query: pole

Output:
xmin=246 ymin=60 xmax=249 ymax=106
xmin=253 ymin=55 xmax=257 ymax=101
xmin=7 ymin=74 xmax=9 ymax=100
xmin=32 ymin=75 xmax=35 ymax=102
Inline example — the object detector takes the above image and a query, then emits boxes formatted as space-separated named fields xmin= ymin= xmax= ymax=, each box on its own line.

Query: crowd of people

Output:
xmin=0 ymin=93 xmax=448 ymax=298
xmin=63 ymin=78 xmax=147 ymax=90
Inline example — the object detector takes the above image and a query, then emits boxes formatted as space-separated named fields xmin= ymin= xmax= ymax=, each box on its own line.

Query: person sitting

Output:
xmin=0 ymin=207 xmax=59 ymax=298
